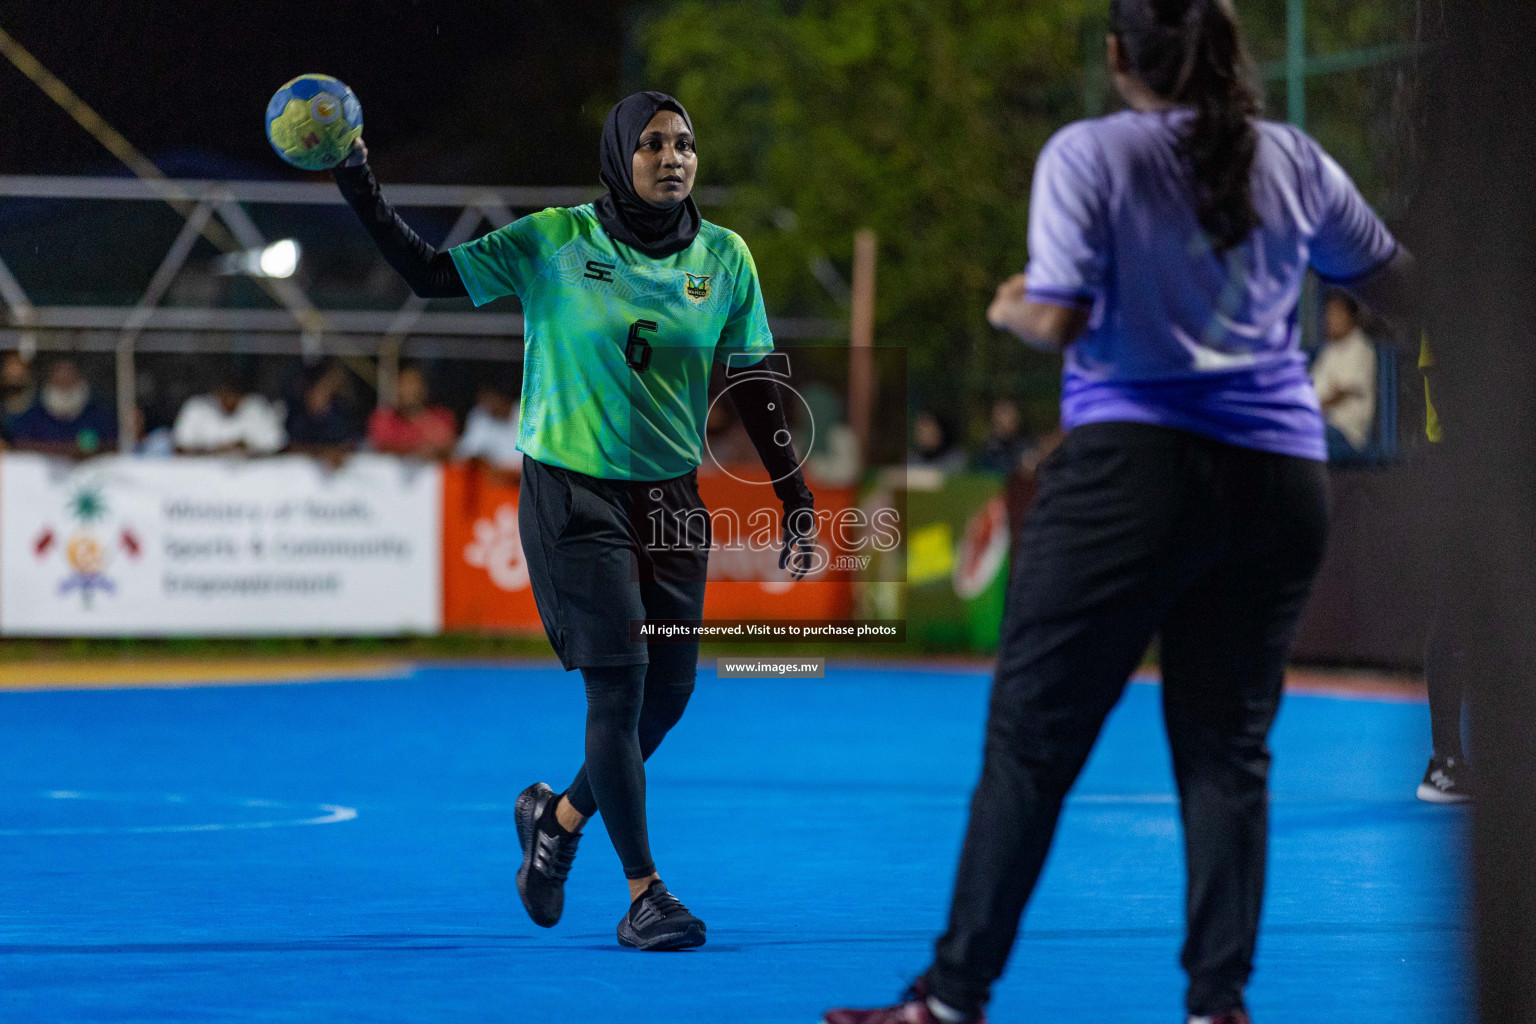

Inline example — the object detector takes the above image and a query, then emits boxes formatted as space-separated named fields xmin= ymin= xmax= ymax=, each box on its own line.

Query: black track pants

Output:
xmin=1421 ymin=445 xmax=1467 ymax=760
xmin=924 ymin=422 xmax=1330 ymax=1019
xmin=1424 ymin=604 xmax=1467 ymax=759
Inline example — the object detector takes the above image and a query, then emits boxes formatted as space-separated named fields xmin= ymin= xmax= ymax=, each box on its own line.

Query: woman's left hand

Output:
xmin=341 ymin=137 xmax=368 ymax=168
xmin=987 ymin=273 xmax=1090 ymax=351
xmin=780 ymin=503 xmax=818 ymax=581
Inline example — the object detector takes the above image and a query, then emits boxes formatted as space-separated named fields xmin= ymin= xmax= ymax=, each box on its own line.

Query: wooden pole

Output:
xmin=848 ymin=229 xmax=877 ymax=464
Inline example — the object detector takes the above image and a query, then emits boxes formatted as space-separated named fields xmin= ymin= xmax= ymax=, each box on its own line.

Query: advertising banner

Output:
xmin=0 ymin=453 xmax=442 ymax=636
xmin=442 ymin=462 xmax=858 ymax=632
xmin=441 ymin=462 xmax=542 ymax=633
xmin=904 ymin=473 xmax=1009 ymax=651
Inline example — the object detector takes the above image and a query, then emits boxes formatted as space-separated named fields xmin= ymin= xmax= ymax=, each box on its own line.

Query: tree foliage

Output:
xmin=641 ymin=0 xmax=1092 ymax=430
xmin=639 ymin=0 xmax=1418 ymax=437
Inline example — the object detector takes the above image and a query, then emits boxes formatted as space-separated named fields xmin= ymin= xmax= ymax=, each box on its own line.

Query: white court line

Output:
xmin=0 ymin=792 xmax=358 ymax=837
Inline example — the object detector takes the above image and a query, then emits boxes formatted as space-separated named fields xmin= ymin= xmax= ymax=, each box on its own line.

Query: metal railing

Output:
xmin=0 ymin=176 xmax=848 ymax=452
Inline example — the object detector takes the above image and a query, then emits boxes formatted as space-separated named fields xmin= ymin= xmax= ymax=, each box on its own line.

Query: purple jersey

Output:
xmin=1025 ymin=110 xmax=1398 ymax=461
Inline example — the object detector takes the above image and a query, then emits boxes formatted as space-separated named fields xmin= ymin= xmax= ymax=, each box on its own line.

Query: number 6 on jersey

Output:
xmin=626 ymin=320 xmax=657 ymax=372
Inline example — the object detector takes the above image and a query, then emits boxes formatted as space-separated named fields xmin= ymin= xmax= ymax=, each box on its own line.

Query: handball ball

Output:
xmin=265 ymin=74 xmax=363 ymax=171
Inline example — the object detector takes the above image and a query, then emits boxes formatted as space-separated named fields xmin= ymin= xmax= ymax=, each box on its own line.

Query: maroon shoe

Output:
xmin=823 ymin=982 xmax=985 ymax=1024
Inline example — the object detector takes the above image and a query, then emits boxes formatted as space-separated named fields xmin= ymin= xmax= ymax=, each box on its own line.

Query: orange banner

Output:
xmin=441 ymin=463 xmax=543 ymax=632
xmin=695 ymin=470 xmax=857 ymax=622
xmin=441 ymin=462 xmax=856 ymax=633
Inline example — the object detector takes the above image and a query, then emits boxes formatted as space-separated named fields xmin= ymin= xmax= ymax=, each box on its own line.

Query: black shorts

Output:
xmin=518 ymin=457 xmax=710 ymax=670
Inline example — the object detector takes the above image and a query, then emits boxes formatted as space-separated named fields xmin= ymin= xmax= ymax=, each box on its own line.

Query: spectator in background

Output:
xmin=10 ymin=357 xmax=115 ymax=456
xmin=1311 ymin=291 xmax=1377 ymax=459
xmin=907 ymin=409 xmax=966 ymax=474
xmin=173 ymin=371 xmax=286 ymax=455
xmin=2 ymin=352 xmax=36 ymax=430
xmin=287 ymin=360 xmax=362 ymax=460
xmin=133 ymin=407 xmax=175 ymax=458
xmin=799 ymin=380 xmax=862 ymax=486
xmin=454 ymin=380 xmax=523 ymax=471
xmin=368 ymin=364 xmax=455 ymax=460
xmin=975 ymin=398 xmax=1028 ymax=475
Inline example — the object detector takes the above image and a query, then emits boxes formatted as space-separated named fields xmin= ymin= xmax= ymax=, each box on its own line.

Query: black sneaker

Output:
xmin=1417 ymin=755 xmax=1472 ymax=804
xmin=823 ymin=979 xmax=987 ymax=1024
xmin=616 ymin=879 xmax=706 ymax=950
xmin=515 ymin=782 xmax=581 ymax=927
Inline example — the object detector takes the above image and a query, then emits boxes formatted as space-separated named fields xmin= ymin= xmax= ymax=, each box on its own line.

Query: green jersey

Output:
xmin=449 ymin=204 xmax=774 ymax=481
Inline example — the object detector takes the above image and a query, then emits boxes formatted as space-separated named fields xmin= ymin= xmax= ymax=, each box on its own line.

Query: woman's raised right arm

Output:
xmin=331 ymin=140 xmax=468 ymax=299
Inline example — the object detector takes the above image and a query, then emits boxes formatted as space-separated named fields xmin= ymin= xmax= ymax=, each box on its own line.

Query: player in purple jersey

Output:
xmin=824 ymin=2 xmax=1418 ymax=1023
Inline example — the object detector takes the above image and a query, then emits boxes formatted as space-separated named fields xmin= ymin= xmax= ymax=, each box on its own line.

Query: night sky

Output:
xmin=1 ymin=2 xmax=638 ymax=184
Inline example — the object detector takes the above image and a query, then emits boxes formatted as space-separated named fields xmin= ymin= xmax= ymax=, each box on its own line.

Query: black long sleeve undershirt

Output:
xmin=332 ymin=162 xmax=468 ymax=299
xmin=727 ymin=375 xmax=814 ymax=511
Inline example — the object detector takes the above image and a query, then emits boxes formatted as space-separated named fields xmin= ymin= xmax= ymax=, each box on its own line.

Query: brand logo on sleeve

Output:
xmin=683 ymin=273 xmax=712 ymax=304
xmin=584 ymin=260 xmax=616 ymax=283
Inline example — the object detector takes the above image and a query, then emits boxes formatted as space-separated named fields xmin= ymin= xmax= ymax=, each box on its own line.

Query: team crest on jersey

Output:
xmin=683 ymin=273 xmax=712 ymax=304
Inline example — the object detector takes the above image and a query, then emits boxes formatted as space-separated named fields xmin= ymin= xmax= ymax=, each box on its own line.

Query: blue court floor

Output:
xmin=0 ymin=663 xmax=1468 ymax=1023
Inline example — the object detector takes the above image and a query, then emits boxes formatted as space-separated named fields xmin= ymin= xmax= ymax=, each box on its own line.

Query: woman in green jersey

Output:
xmin=333 ymin=91 xmax=816 ymax=951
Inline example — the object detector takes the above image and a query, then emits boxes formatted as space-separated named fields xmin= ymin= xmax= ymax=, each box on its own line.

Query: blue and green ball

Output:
xmin=265 ymin=74 xmax=363 ymax=171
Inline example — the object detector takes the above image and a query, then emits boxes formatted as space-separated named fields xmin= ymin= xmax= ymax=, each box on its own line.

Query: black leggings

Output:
xmin=563 ymin=641 xmax=698 ymax=879
xmin=516 ymin=459 xmax=710 ymax=879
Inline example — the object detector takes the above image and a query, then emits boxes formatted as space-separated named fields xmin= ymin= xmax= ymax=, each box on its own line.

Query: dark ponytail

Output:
xmin=1110 ymin=0 xmax=1261 ymax=252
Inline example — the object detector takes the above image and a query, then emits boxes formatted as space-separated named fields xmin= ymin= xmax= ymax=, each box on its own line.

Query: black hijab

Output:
xmin=594 ymin=91 xmax=702 ymax=259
